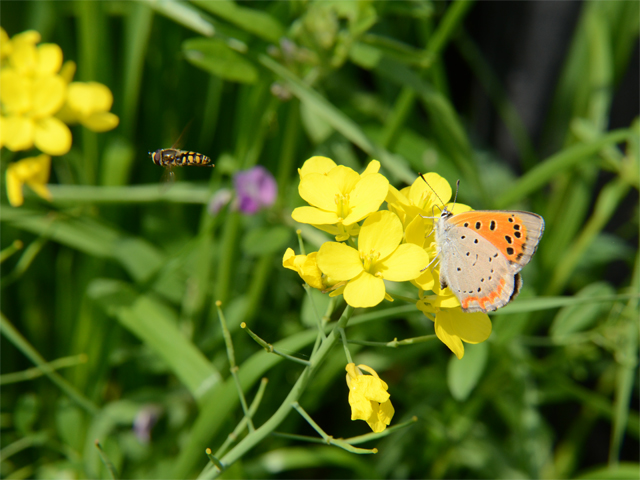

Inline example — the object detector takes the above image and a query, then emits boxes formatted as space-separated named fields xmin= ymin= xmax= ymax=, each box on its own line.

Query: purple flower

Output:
xmin=133 ymin=405 xmax=162 ymax=444
xmin=233 ymin=166 xmax=277 ymax=215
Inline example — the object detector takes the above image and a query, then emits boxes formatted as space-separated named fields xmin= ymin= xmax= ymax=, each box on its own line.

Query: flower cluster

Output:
xmin=284 ymin=157 xmax=492 ymax=360
xmin=1 ymin=28 xmax=119 ymax=206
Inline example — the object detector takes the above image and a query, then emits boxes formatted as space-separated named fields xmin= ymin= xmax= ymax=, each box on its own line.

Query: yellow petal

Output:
xmin=85 ymin=82 xmax=114 ymax=110
xmin=298 ymin=173 xmax=340 ymax=212
xmin=28 ymin=183 xmax=52 ymax=202
xmin=2 ymin=116 xmax=34 ymax=151
xmin=434 ymin=312 xmax=466 ymax=359
xmin=36 ymin=43 xmax=63 ymax=75
xmin=5 ymin=164 xmax=24 ymax=206
xmin=343 ymin=271 xmax=385 ymax=308
xmin=67 ymin=82 xmax=113 ymax=116
xmin=361 ymin=159 xmax=380 ymax=176
xmin=408 ymin=172 xmax=451 ymax=209
xmin=60 ymin=60 xmax=76 ymax=83
xmin=435 ymin=309 xmax=492 ymax=359
xmin=12 ymin=30 xmax=41 ymax=46
xmin=413 ymin=268 xmax=435 ymax=290
xmin=10 ymin=37 xmax=38 ymax=74
xmin=0 ymin=28 xmax=11 ymax=60
xmin=34 ymin=117 xmax=72 ymax=155
xmin=327 ymin=165 xmax=359 ymax=195
xmin=358 ymin=211 xmax=402 ymax=261
xmin=298 ymin=155 xmax=336 ymax=177
xmin=317 ymin=242 xmax=362 ymax=280
xmin=380 ymin=243 xmax=430 ymax=281
xmin=1 ymin=69 xmax=32 ymax=114
xmin=282 ymin=248 xmax=300 ymax=271
xmin=300 ymin=252 xmax=324 ymax=290
xmin=32 ymin=75 xmax=66 ymax=117
xmin=342 ymin=173 xmax=389 ymax=225
xmin=405 ymin=215 xmax=428 ymax=247
xmin=291 ymin=206 xmax=339 ymax=225
xmin=81 ymin=111 xmax=119 ymax=132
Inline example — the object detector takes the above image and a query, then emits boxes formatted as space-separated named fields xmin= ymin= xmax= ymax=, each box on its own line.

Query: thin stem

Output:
xmin=241 ymin=322 xmax=312 ymax=366
xmin=0 ymin=314 xmax=98 ymax=415
xmin=0 ymin=354 xmax=88 ymax=385
xmin=292 ymin=402 xmax=377 ymax=454
xmin=338 ymin=328 xmax=353 ymax=363
xmin=348 ymin=335 xmax=438 ymax=348
xmin=304 ymin=284 xmax=327 ymax=340
xmin=347 ymin=416 xmax=419 ymax=445
xmin=0 ymin=239 xmax=23 ymax=263
xmin=203 ymin=306 xmax=356 ymax=479
xmin=217 ymin=302 xmax=254 ymax=431
xmin=205 ymin=448 xmax=224 ymax=473
xmin=214 ymin=378 xmax=269 ymax=458
xmin=296 ymin=229 xmax=305 ymax=256
xmin=94 ymin=440 xmax=118 ymax=480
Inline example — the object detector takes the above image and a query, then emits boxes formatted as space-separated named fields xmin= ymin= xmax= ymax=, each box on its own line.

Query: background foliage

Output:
xmin=1 ymin=1 xmax=638 ymax=479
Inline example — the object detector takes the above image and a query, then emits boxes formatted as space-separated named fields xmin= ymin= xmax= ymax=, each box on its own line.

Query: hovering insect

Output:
xmin=149 ymin=125 xmax=214 ymax=183
xmin=149 ymin=148 xmax=214 ymax=183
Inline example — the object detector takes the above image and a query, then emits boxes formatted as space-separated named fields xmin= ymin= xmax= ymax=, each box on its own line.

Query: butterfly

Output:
xmin=423 ymin=176 xmax=545 ymax=313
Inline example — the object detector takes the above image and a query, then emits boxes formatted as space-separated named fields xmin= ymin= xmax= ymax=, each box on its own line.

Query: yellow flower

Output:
xmin=5 ymin=154 xmax=52 ymax=206
xmin=389 ymin=173 xmax=472 ymax=291
xmin=292 ymin=158 xmax=388 ymax=241
xmin=282 ymin=248 xmax=326 ymax=290
xmin=417 ymin=287 xmax=492 ymax=359
xmin=317 ymin=210 xmax=429 ymax=308
xmin=345 ymin=363 xmax=394 ymax=433
xmin=0 ymin=28 xmax=72 ymax=155
xmin=297 ymin=155 xmax=337 ymax=177
xmin=57 ymin=82 xmax=119 ymax=132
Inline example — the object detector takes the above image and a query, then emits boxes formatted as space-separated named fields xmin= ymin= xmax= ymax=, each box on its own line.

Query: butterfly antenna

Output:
xmin=419 ymin=172 xmax=447 ymax=209
xmin=451 ymin=180 xmax=460 ymax=211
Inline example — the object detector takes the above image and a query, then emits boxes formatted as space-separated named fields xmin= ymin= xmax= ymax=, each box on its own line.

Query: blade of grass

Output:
xmin=0 ymin=314 xmax=99 ymax=415
xmin=87 ymin=279 xmax=221 ymax=404
xmin=258 ymin=54 xmax=416 ymax=184
xmin=495 ymin=129 xmax=631 ymax=208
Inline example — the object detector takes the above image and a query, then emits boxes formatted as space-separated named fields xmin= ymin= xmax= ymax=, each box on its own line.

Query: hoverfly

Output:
xmin=149 ymin=125 xmax=214 ymax=183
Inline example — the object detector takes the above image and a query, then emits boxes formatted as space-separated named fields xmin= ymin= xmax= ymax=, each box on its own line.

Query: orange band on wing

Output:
xmin=461 ymin=278 xmax=506 ymax=310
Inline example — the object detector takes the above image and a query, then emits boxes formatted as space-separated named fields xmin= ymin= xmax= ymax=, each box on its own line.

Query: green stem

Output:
xmin=217 ymin=303 xmax=254 ymax=431
xmin=292 ymin=402 xmax=376 ymax=454
xmin=203 ymin=306 xmax=355 ymax=479
xmin=241 ymin=323 xmax=311 ymax=366
xmin=0 ymin=353 xmax=88 ymax=385
xmin=338 ymin=328 xmax=353 ymax=363
xmin=94 ymin=440 xmax=118 ymax=480
xmin=304 ymin=285 xmax=327 ymax=340
xmin=348 ymin=334 xmax=438 ymax=348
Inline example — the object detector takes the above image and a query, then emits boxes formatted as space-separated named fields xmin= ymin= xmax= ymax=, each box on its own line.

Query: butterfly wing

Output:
xmin=447 ymin=211 xmax=544 ymax=271
xmin=438 ymin=226 xmax=522 ymax=313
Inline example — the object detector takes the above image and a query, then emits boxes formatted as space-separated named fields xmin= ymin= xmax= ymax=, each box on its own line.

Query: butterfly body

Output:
xmin=435 ymin=209 xmax=544 ymax=313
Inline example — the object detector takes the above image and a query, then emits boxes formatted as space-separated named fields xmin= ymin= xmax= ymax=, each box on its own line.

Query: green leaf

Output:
xmin=492 ymin=293 xmax=638 ymax=315
xmin=147 ymin=0 xmax=215 ymax=37
xmin=447 ymin=342 xmax=488 ymax=401
xmin=183 ymin=37 xmax=258 ymax=84
xmin=575 ymin=463 xmax=640 ymax=480
xmin=259 ymin=54 xmax=416 ymax=184
xmin=550 ymin=282 xmax=615 ymax=340
xmin=191 ymin=0 xmax=284 ymax=43
xmin=242 ymin=226 xmax=291 ymax=256
xmin=87 ymin=279 xmax=221 ymax=404
xmin=15 ymin=393 xmax=40 ymax=434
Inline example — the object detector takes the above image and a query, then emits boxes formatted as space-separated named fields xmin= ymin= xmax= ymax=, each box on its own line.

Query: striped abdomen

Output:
xmin=150 ymin=149 xmax=212 ymax=167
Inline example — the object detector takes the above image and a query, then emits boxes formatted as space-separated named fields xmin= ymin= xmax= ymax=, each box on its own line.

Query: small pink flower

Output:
xmin=233 ymin=166 xmax=277 ymax=214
